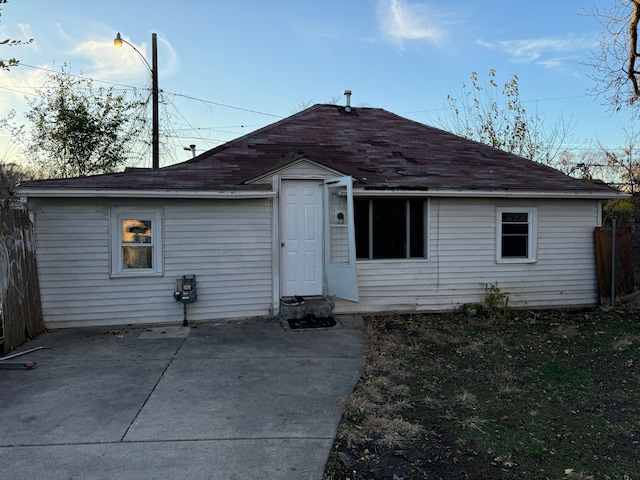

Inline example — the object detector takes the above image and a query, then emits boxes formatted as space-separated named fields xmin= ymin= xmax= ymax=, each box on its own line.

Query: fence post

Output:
xmin=611 ymin=219 xmax=616 ymax=306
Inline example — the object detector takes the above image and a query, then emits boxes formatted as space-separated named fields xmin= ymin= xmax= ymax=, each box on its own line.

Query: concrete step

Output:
xmin=279 ymin=296 xmax=334 ymax=320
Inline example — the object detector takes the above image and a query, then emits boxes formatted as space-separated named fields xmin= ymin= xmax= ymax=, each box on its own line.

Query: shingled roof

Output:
xmin=19 ymin=104 xmax=617 ymax=197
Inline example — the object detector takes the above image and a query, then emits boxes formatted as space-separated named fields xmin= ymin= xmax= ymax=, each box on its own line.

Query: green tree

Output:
xmin=438 ymin=70 xmax=573 ymax=166
xmin=25 ymin=66 xmax=146 ymax=178
xmin=0 ymin=0 xmax=33 ymax=71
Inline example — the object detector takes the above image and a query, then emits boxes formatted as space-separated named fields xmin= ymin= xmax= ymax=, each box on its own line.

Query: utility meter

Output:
xmin=173 ymin=275 xmax=197 ymax=326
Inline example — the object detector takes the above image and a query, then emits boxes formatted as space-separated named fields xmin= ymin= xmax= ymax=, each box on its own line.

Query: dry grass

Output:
xmin=455 ymin=390 xmax=478 ymax=410
xmin=325 ymin=308 xmax=640 ymax=480
xmin=612 ymin=335 xmax=636 ymax=351
xmin=362 ymin=416 xmax=423 ymax=448
xmin=551 ymin=324 xmax=579 ymax=339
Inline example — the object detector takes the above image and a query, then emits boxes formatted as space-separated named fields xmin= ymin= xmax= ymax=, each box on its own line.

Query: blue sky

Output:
xmin=0 ymin=0 xmax=635 ymax=168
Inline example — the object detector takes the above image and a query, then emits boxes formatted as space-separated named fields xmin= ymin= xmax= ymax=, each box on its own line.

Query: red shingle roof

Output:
xmin=20 ymin=104 xmax=615 ymax=194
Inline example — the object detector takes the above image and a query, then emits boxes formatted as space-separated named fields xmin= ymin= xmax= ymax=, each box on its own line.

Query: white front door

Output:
xmin=280 ymin=180 xmax=324 ymax=297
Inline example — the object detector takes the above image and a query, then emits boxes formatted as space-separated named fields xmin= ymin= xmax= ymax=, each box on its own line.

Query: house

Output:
xmin=18 ymin=103 xmax=622 ymax=329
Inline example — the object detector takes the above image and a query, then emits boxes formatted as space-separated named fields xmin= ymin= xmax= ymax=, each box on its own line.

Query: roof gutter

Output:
xmin=18 ymin=188 xmax=277 ymax=200
xmin=18 ymin=187 xmax=626 ymax=201
xmin=354 ymin=188 xmax=627 ymax=200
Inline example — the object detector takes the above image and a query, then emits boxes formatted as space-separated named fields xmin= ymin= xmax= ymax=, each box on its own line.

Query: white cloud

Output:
xmin=73 ymin=38 xmax=150 ymax=81
xmin=377 ymin=0 xmax=446 ymax=49
xmin=0 ymin=68 xmax=46 ymax=115
xmin=476 ymin=36 xmax=597 ymax=67
xmin=70 ymin=33 xmax=179 ymax=83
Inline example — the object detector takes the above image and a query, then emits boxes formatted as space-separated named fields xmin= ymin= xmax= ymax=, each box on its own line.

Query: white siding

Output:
xmin=31 ymin=198 xmax=273 ymax=328
xmin=30 ymin=193 xmax=602 ymax=328
xmin=334 ymin=197 xmax=600 ymax=314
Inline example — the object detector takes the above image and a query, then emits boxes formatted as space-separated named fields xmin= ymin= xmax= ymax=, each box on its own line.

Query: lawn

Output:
xmin=323 ymin=306 xmax=640 ymax=480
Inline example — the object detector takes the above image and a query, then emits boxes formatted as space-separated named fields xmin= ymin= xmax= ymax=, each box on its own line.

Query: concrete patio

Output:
xmin=0 ymin=317 xmax=365 ymax=479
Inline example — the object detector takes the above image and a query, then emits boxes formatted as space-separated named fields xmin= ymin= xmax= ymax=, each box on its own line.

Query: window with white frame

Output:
xmin=354 ymin=198 xmax=427 ymax=259
xmin=111 ymin=208 xmax=163 ymax=276
xmin=496 ymin=207 xmax=537 ymax=262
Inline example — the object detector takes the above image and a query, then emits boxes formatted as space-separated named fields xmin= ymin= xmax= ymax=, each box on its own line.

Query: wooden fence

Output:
xmin=594 ymin=226 xmax=636 ymax=304
xmin=0 ymin=204 xmax=44 ymax=355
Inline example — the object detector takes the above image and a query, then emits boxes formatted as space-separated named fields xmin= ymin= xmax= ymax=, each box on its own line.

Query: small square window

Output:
xmin=497 ymin=207 xmax=536 ymax=263
xmin=111 ymin=209 xmax=163 ymax=276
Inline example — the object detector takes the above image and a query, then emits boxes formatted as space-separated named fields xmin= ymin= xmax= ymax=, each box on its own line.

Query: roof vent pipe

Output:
xmin=344 ymin=90 xmax=352 ymax=112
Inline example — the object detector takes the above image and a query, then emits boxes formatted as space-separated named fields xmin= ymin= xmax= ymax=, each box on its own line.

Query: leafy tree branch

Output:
xmin=24 ymin=65 xmax=147 ymax=178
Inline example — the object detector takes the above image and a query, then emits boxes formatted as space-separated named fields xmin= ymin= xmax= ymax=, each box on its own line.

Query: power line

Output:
xmin=167 ymin=91 xmax=284 ymax=119
xmin=18 ymin=63 xmax=148 ymax=91
xmin=4 ymin=63 xmax=639 ymax=162
xmin=169 ymin=124 xmax=263 ymax=131
xmin=163 ymin=95 xmax=218 ymax=150
xmin=401 ymin=95 xmax=590 ymax=116
xmin=0 ymin=85 xmax=39 ymax=97
xmin=13 ymin=63 xmax=284 ymax=119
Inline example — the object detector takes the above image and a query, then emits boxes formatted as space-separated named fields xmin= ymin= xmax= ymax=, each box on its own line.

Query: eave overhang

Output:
xmin=353 ymin=188 xmax=627 ymax=200
xmin=18 ymin=188 xmax=277 ymax=200
xmin=18 ymin=186 xmax=625 ymax=202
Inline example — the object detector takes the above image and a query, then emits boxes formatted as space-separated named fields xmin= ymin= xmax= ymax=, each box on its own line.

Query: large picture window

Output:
xmin=111 ymin=208 xmax=163 ymax=276
xmin=354 ymin=198 xmax=427 ymax=259
xmin=496 ymin=207 xmax=537 ymax=263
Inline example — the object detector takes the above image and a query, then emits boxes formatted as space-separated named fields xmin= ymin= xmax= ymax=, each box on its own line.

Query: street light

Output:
xmin=114 ymin=32 xmax=159 ymax=169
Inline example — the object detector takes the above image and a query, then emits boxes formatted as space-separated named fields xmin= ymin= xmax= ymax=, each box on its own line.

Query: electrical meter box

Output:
xmin=174 ymin=275 xmax=197 ymax=304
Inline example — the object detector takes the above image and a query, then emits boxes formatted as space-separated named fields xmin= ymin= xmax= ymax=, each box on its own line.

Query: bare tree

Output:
xmin=585 ymin=0 xmax=640 ymax=113
xmin=437 ymin=70 xmax=573 ymax=166
xmin=0 ymin=0 xmax=33 ymax=71
xmin=291 ymin=95 xmax=345 ymax=114
xmin=595 ymin=128 xmax=640 ymax=191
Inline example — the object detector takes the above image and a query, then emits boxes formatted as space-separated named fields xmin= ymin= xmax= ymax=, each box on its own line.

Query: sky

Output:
xmin=0 ymin=0 xmax=635 ymax=169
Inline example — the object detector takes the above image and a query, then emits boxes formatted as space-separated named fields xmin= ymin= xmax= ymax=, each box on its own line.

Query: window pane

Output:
xmin=409 ymin=200 xmax=424 ymax=257
xmin=354 ymin=199 xmax=369 ymax=259
xmin=123 ymin=246 xmax=153 ymax=268
xmin=122 ymin=219 xmax=152 ymax=244
xmin=502 ymin=224 xmax=528 ymax=235
xmin=501 ymin=211 xmax=529 ymax=258
xmin=502 ymin=237 xmax=528 ymax=257
xmin=502 ymin=213 xmax=528 ymax=223
xmin=372 ymin=199 xmax=406 ymax=258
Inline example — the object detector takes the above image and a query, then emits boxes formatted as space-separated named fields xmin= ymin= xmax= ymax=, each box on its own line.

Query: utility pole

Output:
xmin=114 ymin=32 xmax=160 ymax=169
xmin=151 ymin=33 xmax=159 ymax=169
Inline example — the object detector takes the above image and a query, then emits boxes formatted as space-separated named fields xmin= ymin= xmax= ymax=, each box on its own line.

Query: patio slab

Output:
xmin=0 ymin=317 xmax=365 ymax=480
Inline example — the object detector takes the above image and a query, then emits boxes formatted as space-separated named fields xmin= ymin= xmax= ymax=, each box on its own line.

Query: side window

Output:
xmin=497 ymin=207 xmax=536 ymax=263
xmin=111 ymin=208 xmax=163 ymax=276
xmin=354 ymin=198 xmax=427 ymax=260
